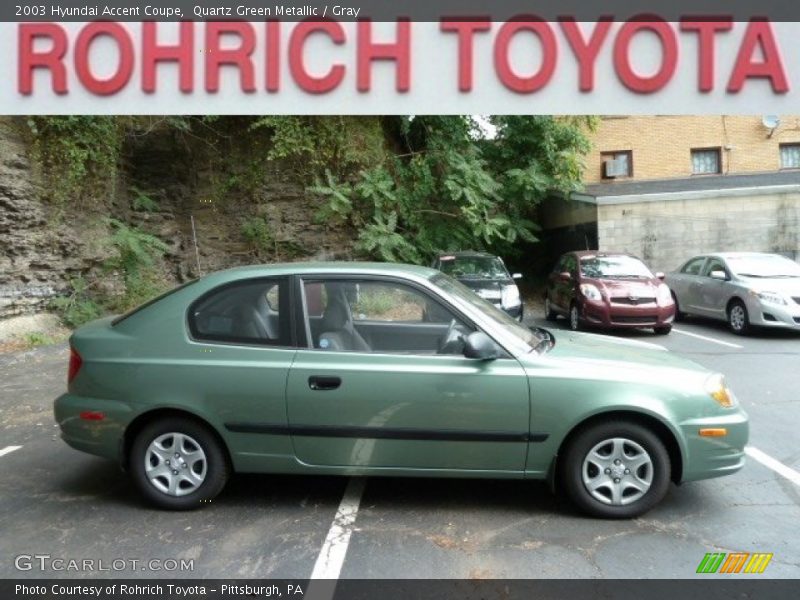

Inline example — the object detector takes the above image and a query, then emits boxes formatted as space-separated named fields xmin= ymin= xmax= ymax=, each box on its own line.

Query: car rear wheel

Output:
xmin=653 ymin=325 xmax=672 ymax=335
xmin=569 ymin=303 xmax=580 ymax=331
xmin=130 ymin=417 xmax=229 ymax=510
xmin=544 ymin=296 xmax=557 ymax=322
xmin=671 ymin=292 xmax=685 ymax=321
xmin=560 ymin=421 xmax=671 ymax=518
xmin=728 ymin=300 xmax=750 ymax=335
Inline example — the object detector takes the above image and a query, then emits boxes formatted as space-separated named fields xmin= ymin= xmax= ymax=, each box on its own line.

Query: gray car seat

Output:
xmin=318 ymin=284 xmax=371 ymax=352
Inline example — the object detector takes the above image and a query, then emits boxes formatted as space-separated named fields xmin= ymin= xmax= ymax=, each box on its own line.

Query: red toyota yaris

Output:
xmin=544 ymin=251 xmax=676 ymax=335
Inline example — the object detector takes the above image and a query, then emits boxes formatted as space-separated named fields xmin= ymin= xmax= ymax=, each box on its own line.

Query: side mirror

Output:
xmin=709 ymin=270 xmax=728 ymax=281
xmin=559 ymin=271 xmax=572 ymax=282
xmin=655 ymin=272 xmax=665 ymax=280
xmin=512 ymin=273 xmax=523 ymax=280
xmin=463 ymin=331 xmax=500 ymax=360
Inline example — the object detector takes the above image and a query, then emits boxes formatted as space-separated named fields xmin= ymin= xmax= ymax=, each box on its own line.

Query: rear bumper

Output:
xmin=679 ymin=410 xmax=749 ymax=482
xmin=580 ymin=298 xmax=675 ymax=329
xmin=53 ymin=393 xmax=133 ymax=462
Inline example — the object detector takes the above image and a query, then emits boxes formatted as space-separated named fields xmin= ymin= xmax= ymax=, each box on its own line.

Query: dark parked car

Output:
xmin=432 ymin=251 xmax=523 ymax=320
xmin=544 ymin=251 xmax=675 ymax=335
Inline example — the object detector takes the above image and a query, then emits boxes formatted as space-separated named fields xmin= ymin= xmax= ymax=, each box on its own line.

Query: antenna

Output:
xmin=762 ymin=115 xmax=781 ymax=138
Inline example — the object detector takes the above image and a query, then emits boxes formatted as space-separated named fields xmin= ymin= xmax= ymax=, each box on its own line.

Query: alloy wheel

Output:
xmin=729 ymin=305 xmax=746 ymax=332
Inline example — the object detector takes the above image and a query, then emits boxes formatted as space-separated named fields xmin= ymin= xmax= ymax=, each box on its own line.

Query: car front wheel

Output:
xmin=560 ymin=421 xmax=671 ymax=518
xmin=130 ymin=417 xmax=230 ymax=510
xmin=728 ymin=300 xmax=750 ymax=335
xmin=569 ymin=303 xmax=580 ymax=331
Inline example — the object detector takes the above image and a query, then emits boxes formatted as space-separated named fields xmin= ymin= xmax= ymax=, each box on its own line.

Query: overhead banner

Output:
xmin=4 ymin=17 xmax=800 ymax=114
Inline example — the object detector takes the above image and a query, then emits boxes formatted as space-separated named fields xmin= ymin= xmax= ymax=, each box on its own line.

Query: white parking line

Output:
xmin=310 ymin=477 xmax=366 ymax=580
xmin=672 ymin=328 xmax=743 ymax=349
xmin=746 ymin=446 xmax=800 ymax=487
xmin=0 ymin=445 xmax=22 ymax=457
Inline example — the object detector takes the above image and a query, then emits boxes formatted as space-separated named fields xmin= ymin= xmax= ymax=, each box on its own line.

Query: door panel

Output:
xmin=353 ymin=321 xmax=451 ymax=353
xmin=286 ymin=351 xmax=530 ymax=471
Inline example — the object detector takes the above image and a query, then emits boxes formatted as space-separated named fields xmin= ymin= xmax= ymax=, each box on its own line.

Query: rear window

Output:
xmin=111 ymin=279 xmax=198 ymax=326
xmin=188 ymin=278 xmax=291 ymax=346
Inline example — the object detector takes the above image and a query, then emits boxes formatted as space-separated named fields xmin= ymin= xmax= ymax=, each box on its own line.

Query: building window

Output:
xmin=601 ymin=151 xmax=632 ymax=179
xmin=780 ymin=144 xmax=800 ymax=169
xmin=691 ymin=148 xmax=721 ymax=175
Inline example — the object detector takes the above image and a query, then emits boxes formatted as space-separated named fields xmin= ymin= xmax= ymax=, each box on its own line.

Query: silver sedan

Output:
xmin=665 ymin=252 xmax=800 ymax=335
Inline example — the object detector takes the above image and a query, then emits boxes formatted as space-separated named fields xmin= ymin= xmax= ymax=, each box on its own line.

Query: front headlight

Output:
xmin=501 ymin=284 xmax=521 ymax=309
xmin=704 ymin=373 xmax=737 ymax=408
xmin=656 ymin=283 xmax=673 ymax=305
xmin=579 ymin=283 xmax=602 ymax=302
xmin=751 ymin=290 xmax=787 ymax=305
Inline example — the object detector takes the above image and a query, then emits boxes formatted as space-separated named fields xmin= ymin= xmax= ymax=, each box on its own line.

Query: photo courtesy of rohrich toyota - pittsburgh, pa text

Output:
xmin=0 ymin=1 xmax=799 ymax=599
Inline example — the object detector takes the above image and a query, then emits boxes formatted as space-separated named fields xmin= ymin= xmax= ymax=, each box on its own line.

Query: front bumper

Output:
xmin=679 ymin=410 xmax=749 ymax=482
xmin=54 ymin=393 xmax=134 ymax=462
xmin=580 ymin=298 xmax=675 ymax=329
xmin=747 ymin=296 xmax=800 ymax=330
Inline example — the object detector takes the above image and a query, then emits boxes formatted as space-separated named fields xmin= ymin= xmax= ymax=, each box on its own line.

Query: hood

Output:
xmin=584 ymin=277 xmax=660 ymax=299
xmin=522 ymin=330 xmax=710 ymax=388
xmin=457 ymin=277 xmax=513 ymax=290
xmin=737 ymin=276 xmax=800 ymax=297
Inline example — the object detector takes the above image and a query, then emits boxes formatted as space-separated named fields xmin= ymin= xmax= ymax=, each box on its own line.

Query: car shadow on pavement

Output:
xmin=358 ymin=477 xmax=567 ymax=516
xmin=676 ymin=315 xmax=800 ymax=340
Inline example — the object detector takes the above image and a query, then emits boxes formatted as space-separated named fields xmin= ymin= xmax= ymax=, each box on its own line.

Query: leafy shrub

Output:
xmin=130 ymin=187 xmax=159 ymax=212
xmin=241 ymin=217 xmax=273 ymax=258
xmin=51 ymin=277 xmax=103 ymax=328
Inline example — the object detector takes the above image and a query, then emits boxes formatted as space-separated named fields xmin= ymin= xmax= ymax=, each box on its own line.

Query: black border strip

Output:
xmin=225 ymin=422 xmax=549 ymax=443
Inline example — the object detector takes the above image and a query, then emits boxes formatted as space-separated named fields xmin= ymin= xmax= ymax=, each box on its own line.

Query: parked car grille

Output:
xmin=611 ymin=315 xmax=659 ymax=325
xmin=610 ymin=297 xmax=656 ymax=306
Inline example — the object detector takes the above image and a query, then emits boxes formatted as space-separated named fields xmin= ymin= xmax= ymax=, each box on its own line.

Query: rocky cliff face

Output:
xmin=0 ymin=117 xmax=356 ymax=324
xmin=0 ymin=121 xmax=112 ymax=320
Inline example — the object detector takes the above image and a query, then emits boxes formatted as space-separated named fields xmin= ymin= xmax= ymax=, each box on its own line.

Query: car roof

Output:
xmin=709 ymin=252 xmax=783 ymax=260
xmin=199 ymin=261 xmax=441 ymax=286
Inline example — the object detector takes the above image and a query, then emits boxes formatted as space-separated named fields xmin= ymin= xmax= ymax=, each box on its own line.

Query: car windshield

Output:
xmin=580 ymin=255 xmax=653 ymax=279
xmin=432 ymin=273 xmax=548 ymax=353
xmin=438 ymin=255 xmax=509 ymax=280
xmin=726 ymin=255 xmax=800 ymax=278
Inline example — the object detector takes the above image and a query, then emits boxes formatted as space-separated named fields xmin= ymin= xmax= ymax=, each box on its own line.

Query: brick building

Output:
xmin=540 ymin=116 xmax=800 ymax=273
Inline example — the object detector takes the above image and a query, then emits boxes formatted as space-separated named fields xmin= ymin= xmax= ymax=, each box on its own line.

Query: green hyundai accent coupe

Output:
xmin=54 ymin=262 xmax=748 ymax=518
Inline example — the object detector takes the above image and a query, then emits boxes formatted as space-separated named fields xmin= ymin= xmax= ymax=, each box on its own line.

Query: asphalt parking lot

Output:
xmin=1 ymin=313 xmax=799 ymax=580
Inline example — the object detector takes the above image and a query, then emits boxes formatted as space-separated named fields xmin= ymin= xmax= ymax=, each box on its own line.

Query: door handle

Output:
xmin=308 ymin=376 xmax=341 ymax=391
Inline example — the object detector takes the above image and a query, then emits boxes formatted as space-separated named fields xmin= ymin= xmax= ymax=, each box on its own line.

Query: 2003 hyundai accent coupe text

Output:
xmin=54 ymin=263 xmax=748 ymax=518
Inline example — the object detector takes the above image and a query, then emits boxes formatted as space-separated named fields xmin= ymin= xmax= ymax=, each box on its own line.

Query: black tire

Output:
xmin=130 ymin=417 xmax=230 ymax=510
xmin=671 ymin=292 xmax=685 ymax=321
xmin=544 ymin=295 xmax=558 ymax=322
xmin=727 ymin=300 xmax=750 ymax=335
xmin=559 ymin=420 xmax=671 ymax=519
xmin=569 ymin=302 xmax=580 ymax=331
xmin=653 ymin=325 xmax=672 ymax=335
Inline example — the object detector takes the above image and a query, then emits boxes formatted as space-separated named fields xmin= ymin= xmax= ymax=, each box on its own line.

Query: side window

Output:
xmin=703 ymin=259 xmax=727 ymax=277
xmin=301 ymin=279 xmax=472 ymax=355
xmin=564 ymin=255 xmax=578 ymax=275
xmin=681 ymin=257 xmax=706 ymax=275
xmin=189 ymin=278 xmax=291 ymax=346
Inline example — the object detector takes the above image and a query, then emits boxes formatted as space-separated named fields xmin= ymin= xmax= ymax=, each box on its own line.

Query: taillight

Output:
xmin=68 ymin=347 xmax=83 ymax=384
